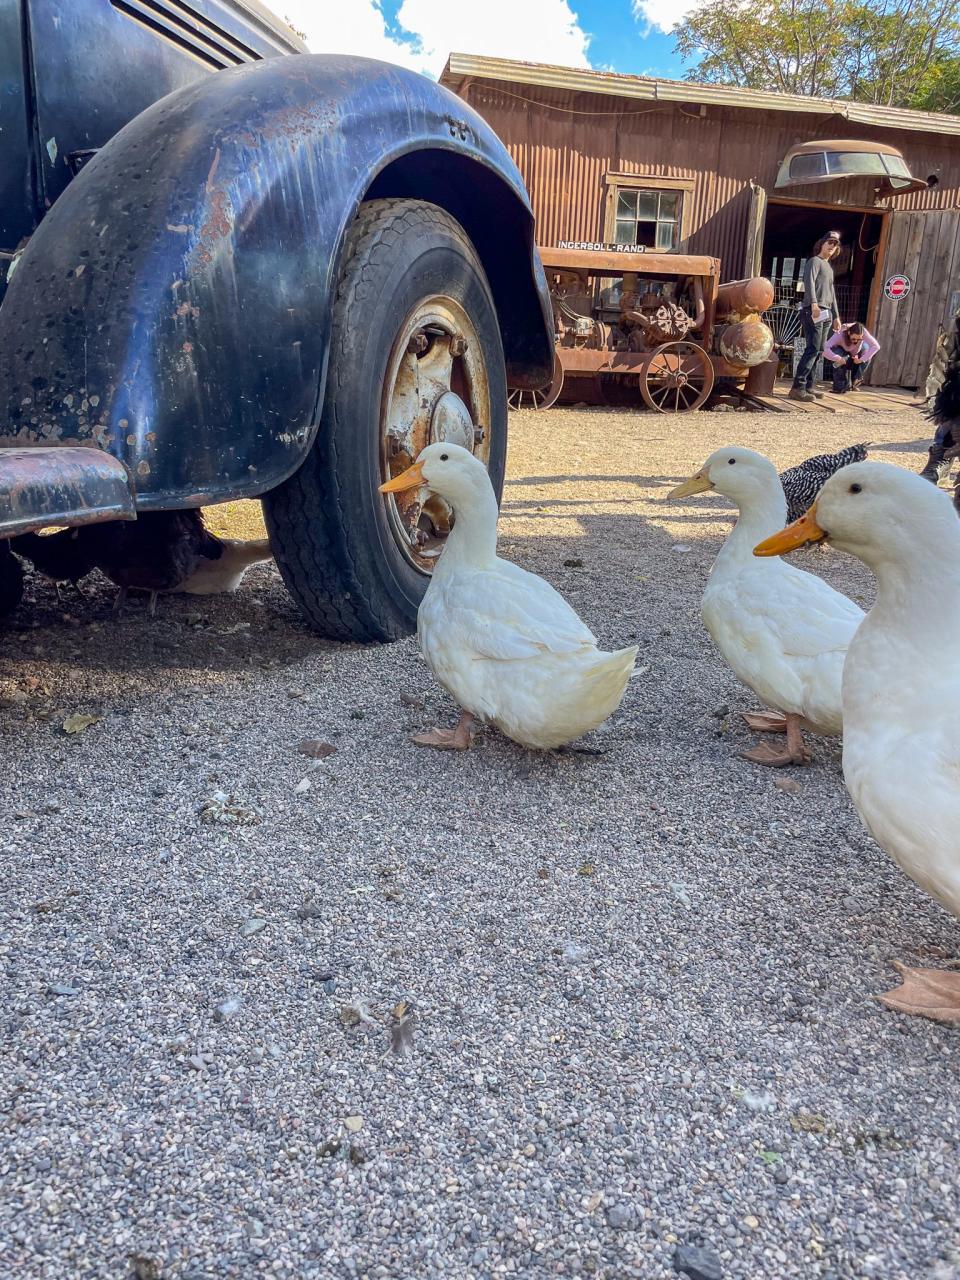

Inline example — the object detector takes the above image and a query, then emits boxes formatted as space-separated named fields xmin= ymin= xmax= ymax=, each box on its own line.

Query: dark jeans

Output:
xmin=830 ymin=356 xmax=864 ymax=393
xmin=792 ymin=309 xmax=828 ymax=390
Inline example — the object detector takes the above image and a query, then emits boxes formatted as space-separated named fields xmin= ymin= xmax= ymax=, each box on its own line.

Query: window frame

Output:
xmin=602 ymin=173 xmax=694 ymax=252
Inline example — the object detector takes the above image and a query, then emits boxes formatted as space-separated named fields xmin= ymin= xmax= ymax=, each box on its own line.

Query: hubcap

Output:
xmin=431 ymin=391 xmax=475 ymax=449
xmin=380 ymin=297 xmax=491 ymax=573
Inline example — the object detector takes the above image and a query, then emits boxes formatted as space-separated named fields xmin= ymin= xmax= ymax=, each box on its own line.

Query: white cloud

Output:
xmin=280 ymin=0 xmax=423 ymax=71
xmin=631 ymin=0 xmax=703 ymax=36
xmin=280 ymin=0 xmax=591 ymax=78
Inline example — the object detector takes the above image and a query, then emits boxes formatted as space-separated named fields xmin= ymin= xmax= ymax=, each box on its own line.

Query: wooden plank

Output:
xmin=813 ymin=396 xmax=852 ymax=414
xmin=846 ymin=388 xmax=916 ymax=408
xmin=888 ymin=213 xmax=927 ymax=386
xmin=883 ymin=213 xmax=928 ymax=386
xmin=917 ymin=210 xmax=958 ymax=387
xmin=747 ymin=393 xmax=790 ymax=413
xmin=866 ymin=211 xmax=891 ymax=338
xmin=904 ymin=210 xmax=951 ymax=389
xmin=871 ymin=214 xmax=910 ymax=385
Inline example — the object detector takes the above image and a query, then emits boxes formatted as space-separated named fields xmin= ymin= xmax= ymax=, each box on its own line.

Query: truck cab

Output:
xmin=0 ymin=1 xmax=553 ymax=639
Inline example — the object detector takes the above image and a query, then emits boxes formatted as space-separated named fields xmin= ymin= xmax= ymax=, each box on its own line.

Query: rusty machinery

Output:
xmin=509 ymin=248 xmax=776 ymax=413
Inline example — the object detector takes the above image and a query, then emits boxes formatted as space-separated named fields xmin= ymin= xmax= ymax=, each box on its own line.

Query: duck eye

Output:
xmin=728 ymin=458 xmax=736 ymax=465
xmin=440 ymin=453 xmax=449 ymax=461
xmin=849 ymin=483 xmax=862 ymax=494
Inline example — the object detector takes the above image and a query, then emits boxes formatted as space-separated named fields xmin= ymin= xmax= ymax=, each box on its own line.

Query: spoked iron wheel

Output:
xmin=639 ymin=341 xmax=714 ymax=413
xmin=507 ymin=357 xmax=563 ymax=411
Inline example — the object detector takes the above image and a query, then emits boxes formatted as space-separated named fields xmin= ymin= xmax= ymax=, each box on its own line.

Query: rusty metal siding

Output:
xmin=459 ymin=80 xmax=960 ymax=279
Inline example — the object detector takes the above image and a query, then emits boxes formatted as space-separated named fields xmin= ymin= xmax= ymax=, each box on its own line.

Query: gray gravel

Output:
xmin=1 ymin=403 xmax=959 ymax=1280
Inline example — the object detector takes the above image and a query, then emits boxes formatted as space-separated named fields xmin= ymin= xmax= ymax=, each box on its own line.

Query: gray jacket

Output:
xmin=802 ymin=256 xmax=837 ymax=315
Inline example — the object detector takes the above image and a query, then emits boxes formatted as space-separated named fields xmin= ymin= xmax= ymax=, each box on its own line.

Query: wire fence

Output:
xmin=762 ymin=279 xmax=870 ymax=352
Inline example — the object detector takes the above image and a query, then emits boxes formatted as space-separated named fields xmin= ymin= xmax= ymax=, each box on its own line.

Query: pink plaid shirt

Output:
xmin=823 ymin=325 xmax=880 ymax=365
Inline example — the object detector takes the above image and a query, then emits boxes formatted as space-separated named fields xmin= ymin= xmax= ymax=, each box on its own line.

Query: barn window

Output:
xmin=613 ymin=188 xmax=681 ymax=251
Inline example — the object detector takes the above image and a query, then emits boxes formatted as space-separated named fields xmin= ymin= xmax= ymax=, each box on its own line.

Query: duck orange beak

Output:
xmin=379 ymin=460 xmax=426 ymax=494
xmin=753 ymin=502 xmax=828 ymax=556
xmin=667 ymin=468 xmax=713 ymax=499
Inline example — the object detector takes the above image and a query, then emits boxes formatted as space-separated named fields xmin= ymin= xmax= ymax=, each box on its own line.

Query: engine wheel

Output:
xmin=507 ymin=357 xmax=563 ymax=410
xmin=639 ymin=341 xmax=714 ymax=413
xmin=263 ymin=199 xmax=507 ymax=642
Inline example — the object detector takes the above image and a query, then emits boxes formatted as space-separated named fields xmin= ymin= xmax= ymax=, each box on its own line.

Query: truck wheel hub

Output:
xmin=430 ymin=391 xmax=474 ymax=450
xmin=380 ymin=296 xmax=491 ymax=573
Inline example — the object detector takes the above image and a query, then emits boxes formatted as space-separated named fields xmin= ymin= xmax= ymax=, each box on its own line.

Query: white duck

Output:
xmin=755 ymin=461 xmax=960 ymax=1020
xmin=379 ymin=443 xmax=637 ymax=750
xmin=669 ymin=446 xmax=864 ymax=766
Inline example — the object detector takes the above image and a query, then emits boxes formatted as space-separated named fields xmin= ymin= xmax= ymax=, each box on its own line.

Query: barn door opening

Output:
xmin=758 ymin=198 xmax=883 ymax=374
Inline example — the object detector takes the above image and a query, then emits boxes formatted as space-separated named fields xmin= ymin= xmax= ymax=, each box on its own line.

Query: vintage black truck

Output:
xmin=0 ymin=0 xmax=553 ymax=639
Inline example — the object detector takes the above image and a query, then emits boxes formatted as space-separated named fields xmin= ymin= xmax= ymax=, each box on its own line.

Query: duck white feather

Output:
xmin=381 ymin=443 xmax=637 ymax=750
xmin=670 ymin=446 xmax=864 ymax=763
xmin=755 ymin=461 xmax=960 ymax=1018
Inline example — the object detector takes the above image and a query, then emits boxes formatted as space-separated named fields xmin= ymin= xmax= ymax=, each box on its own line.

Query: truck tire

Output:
xmin=263 ymin=198 xmax=507 ymax=642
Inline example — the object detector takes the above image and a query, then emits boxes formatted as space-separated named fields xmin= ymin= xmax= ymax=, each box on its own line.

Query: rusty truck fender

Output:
xmin=0 ymin=53 xmax=553 ymax=516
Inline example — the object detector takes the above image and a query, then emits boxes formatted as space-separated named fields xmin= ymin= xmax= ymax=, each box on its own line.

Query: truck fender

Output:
xmin=0 ymin=54 xmax=552 ymax=508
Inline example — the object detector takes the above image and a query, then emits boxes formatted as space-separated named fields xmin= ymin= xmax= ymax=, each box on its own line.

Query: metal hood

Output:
xmin=775 ymin=138 xmax=930 ymax=196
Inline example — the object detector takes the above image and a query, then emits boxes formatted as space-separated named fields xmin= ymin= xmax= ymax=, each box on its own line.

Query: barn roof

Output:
xmin=440 ymin=53 xmax=960 ymax=140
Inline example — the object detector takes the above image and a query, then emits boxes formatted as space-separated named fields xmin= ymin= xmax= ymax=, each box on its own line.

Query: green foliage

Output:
xmin=674 ymin=0 xmax=960 ymax=113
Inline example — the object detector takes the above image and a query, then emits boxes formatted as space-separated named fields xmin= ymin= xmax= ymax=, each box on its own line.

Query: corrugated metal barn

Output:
xmin=440 ymin=54 xmax=960 ymax=388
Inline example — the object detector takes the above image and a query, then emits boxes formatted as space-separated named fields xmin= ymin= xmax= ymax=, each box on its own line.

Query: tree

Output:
xmin=674 ymin=0 xmax=960 ymax=113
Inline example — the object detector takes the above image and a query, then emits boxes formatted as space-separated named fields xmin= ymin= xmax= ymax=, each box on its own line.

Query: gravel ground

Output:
xmin=1 ymin=402 xmax=958 ymax=1280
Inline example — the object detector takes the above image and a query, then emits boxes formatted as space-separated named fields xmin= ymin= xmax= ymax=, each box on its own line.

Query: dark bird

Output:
xmin=920 ymin=313 xmax=960 ymax=507
xmin=79 ymin=509 xmax=272 ymax=613
xmin=779 ymin=443 xmax=871 ymax=523
xmin=0 ymin=541 xmax=24 ymax=620
xmin=10 ymin=528 xmax=99 ymax=599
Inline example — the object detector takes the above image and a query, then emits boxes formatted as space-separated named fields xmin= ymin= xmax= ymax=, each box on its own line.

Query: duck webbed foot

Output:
xmin=741 ymin=711 xmax=788 ymax=733
xmin=738 ymin=712 xmax=811 ymax=767
xmin=412 ymin=711 xmax=475 ymax=751
xmin=877 ymin=962 xmax=960 ymax=1023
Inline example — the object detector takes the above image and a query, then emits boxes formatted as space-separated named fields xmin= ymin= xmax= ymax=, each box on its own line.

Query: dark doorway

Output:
xmin=760 ymin=200 xmax=884 ymax=356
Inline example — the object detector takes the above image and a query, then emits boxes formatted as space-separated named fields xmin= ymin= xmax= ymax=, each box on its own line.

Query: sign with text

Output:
xmin=557 ymin=241 xmax=648 ymax=254
xmin=883 ymin=274 xmax=912 ymax=301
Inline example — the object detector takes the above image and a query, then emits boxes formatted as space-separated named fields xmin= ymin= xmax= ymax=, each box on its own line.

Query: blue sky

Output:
xmin=283 ymin=1 xmax=697 ymax=82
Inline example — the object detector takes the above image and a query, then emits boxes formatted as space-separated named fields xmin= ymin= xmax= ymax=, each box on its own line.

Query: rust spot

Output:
xmin=193 ymin=186 xmax=233 ymax=267
xmin=182 ymin=342 xmax=194 ymax=354
xmin=137 ymin=460 xmax=151 ymax=478
xmin=145 ymin=432 xmax=156 ymax=445
xmin=204 ymin=147 xmax=221 ymax=194
xmin=175 ymin=302 xmax=200 ymax=319
xmin=126 ymin=434 xmax=136 ymax=447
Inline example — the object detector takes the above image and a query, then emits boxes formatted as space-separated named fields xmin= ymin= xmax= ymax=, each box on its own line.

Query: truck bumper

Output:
xmin=0 ymin=448 xmax=136 ymax=537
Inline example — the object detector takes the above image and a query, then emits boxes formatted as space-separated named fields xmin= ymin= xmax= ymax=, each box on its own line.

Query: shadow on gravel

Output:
xmin=0 ymin=563 xmax=333 ymax=686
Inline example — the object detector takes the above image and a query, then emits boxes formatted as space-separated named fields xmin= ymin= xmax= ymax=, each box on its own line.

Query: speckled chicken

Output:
xmin=779 ymin=443 xmax=870 ymax=523
xmin=10 ymin=528 xmax=100 ymax=599
xmin=80 ymin=510 xmax=271 ymax=613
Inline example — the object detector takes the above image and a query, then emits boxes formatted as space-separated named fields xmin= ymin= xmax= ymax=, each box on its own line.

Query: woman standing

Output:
xmin=789 ymin=231 xmax=843 ymax=403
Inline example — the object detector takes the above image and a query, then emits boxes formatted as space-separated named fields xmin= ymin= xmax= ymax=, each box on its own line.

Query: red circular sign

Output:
xmin=884 ymin=274 xmax=911 ymax=301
